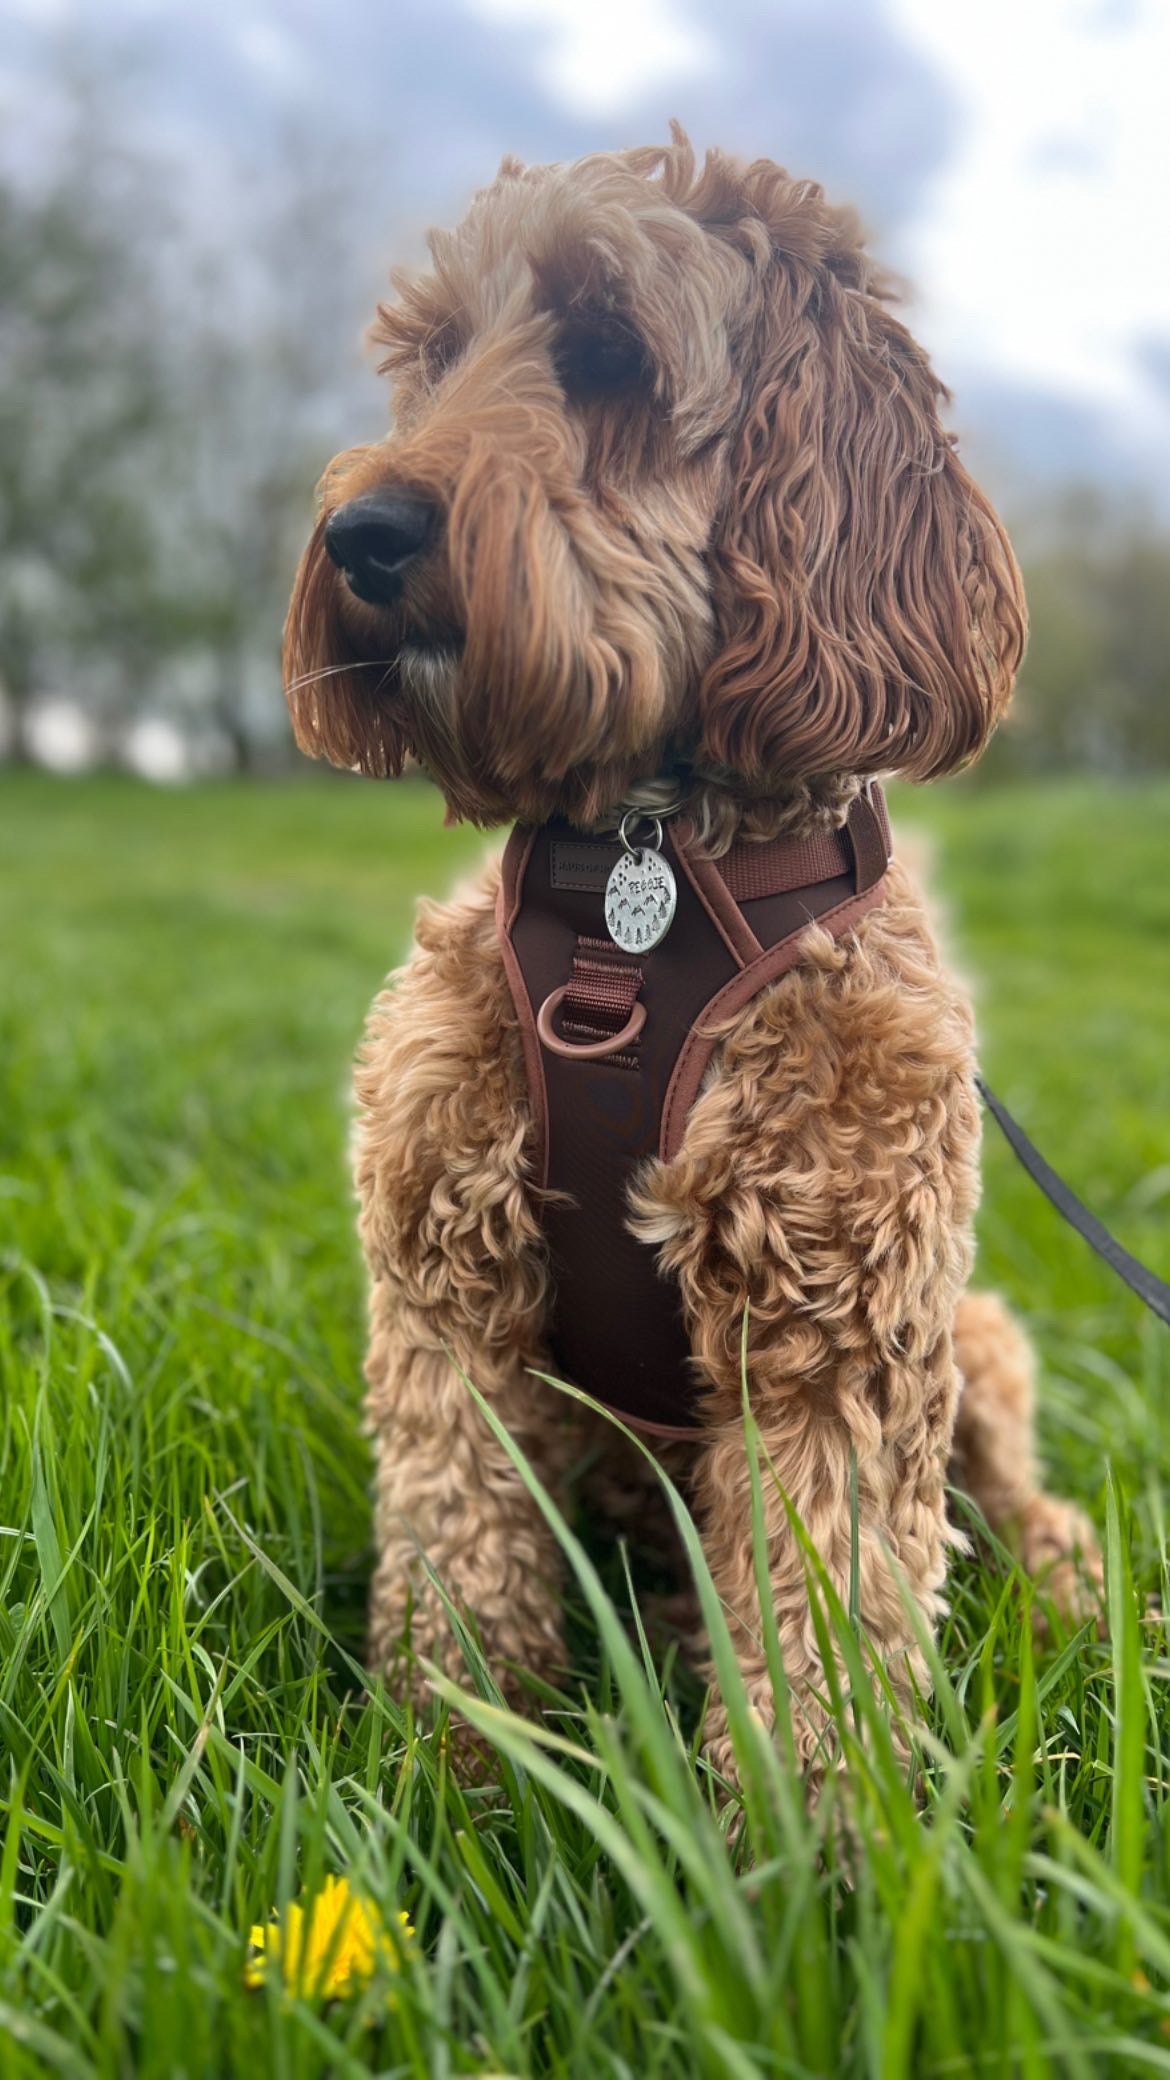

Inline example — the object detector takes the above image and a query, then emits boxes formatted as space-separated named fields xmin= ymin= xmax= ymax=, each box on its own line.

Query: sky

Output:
xmin=894 ymin=0 xmax=1170 ymax=417
xmin=4 ymin=0 xmax=1170 ymax=508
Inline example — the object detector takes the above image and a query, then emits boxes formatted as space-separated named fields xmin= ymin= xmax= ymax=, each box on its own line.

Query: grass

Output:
xmin=1 ymin=767 xmax=1169 ymax=2077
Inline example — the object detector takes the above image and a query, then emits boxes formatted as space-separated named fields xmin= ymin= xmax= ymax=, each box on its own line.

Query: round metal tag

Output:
xmin=604 ymin=847 xmax=677 ymax=953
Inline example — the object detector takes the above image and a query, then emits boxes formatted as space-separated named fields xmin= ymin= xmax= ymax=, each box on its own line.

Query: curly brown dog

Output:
xmin=284 ymin=131 xmax=1100 ymax=1788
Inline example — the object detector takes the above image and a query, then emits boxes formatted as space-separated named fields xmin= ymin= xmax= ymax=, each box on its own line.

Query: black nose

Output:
xmin=324 ymin=490 xmax=437 ymax=605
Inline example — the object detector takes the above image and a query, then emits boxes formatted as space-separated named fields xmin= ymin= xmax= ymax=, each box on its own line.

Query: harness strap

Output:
xmin=721 ymin=825 xmax=853 ymax=899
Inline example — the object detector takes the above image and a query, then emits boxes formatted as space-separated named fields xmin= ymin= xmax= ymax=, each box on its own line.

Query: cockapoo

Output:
xmin=284 ymin=132 xmax=1100 ymax=1787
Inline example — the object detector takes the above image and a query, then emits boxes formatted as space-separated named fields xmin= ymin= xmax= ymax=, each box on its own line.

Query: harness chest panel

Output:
xmin=496 ymin=790 xmax=892 ymax=1436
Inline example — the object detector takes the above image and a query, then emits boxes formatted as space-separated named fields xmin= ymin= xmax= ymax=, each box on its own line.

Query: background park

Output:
xmin=2 ymin=3 xmax=1169 ymax=2073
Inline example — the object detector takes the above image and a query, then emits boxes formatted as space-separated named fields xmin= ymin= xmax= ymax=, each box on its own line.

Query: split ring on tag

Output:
xmin=604 ymin=811 xmax=678 ymax=953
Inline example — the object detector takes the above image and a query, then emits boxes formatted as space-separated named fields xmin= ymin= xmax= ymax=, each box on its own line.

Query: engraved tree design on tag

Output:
xmin=604 ymin=848 xmax=677 ymax=952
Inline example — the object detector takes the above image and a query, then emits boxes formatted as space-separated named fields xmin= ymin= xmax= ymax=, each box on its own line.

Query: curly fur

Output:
xmin=284 ymin=129 xmax=1099 ymax=1788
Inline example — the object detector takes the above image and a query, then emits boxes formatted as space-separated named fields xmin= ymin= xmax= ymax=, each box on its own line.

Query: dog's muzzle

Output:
xmin=324 ymin=490 xmax=438 ymax=607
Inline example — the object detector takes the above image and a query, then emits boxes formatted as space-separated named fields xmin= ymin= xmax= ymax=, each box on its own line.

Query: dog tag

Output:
xmin=604 ymin=816 xmax=677 ymax=953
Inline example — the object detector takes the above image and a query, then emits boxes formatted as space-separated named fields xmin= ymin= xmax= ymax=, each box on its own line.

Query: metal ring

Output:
xmin=536 ymin=986 xmax=647 ymax=1060
xmin=617 ymin=810 xmax=663 ymax=856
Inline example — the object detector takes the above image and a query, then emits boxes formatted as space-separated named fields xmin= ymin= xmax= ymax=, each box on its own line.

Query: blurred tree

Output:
xmin=162 ymin=126 xmax=376 ymax=770
xmin=0 ymin=55 xmax=375 ymax=770
xmin=0 ymin=94 xmax=175 ymax=757
xmin=995 ymin=488 xmax=1170 ymax=776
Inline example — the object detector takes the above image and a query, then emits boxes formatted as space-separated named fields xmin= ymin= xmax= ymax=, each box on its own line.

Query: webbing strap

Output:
xmin=559 ymin=936 xmax=643 ymax=1049
xmin=721 ymin=826 xmax=849 ymax=900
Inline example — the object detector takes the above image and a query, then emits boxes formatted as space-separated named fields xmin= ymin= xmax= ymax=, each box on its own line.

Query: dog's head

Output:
xmin=285 ymin=131 xmax=1025 ymax=828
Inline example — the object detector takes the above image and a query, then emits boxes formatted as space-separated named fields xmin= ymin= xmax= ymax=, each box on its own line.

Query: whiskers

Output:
xmin=284 ymin=658 xmax=401 ymax=696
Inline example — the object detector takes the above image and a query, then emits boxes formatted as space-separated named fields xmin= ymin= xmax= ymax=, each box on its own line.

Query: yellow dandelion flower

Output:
xmin=245 ymin=1875 xmax=413 ymax=2001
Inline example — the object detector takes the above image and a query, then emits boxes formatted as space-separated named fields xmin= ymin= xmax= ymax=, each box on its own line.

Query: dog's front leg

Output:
xmin=636 ymin=872 xmax=981 ymax=1794
xmin=691 ymin=1352 xmax=959 ymax=1794
xmin=355 ymin=864 xmax=572 ymax=1720
xmin=365 ymin=1300 xmax=574 ymax=1708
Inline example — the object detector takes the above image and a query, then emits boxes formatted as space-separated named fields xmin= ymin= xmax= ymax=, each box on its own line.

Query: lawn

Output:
xmin=1 ymin=768 xmax=1169 ymax=2078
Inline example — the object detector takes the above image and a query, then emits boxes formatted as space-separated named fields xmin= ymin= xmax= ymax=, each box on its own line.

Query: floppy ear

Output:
xmin=696 ymin=237 xmax=1027 ymax=786
xmin=282 ymin=449 xmax=411 ymax=776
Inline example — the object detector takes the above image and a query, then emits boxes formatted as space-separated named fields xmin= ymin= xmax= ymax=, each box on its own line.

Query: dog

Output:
xmin=283 ymin=131 xmax=1101 ymax=1789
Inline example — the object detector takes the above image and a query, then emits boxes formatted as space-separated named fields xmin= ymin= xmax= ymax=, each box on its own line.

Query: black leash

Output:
xmin=977 ymin=1075 xmax=1170 ymax=1328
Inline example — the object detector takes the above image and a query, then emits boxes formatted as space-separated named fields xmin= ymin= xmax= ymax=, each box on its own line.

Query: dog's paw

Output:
xmin=1018 ymin=1495 xmax=1105 ymax=1636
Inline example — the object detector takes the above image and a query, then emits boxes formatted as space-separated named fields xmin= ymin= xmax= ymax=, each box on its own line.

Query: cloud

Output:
xmin=467 ymin=0 xmax=714 ymax=119
xmin=1136 ymin=337 xmax=1170 ymax=403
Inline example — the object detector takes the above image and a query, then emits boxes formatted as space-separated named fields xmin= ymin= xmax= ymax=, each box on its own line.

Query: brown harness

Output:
xmin=496 ymin=786 xmax=893 ymax=1438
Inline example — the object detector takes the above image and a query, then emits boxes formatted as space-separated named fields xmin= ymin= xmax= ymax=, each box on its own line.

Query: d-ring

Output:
xmin=617 ymin=810 xmax=663 ymax=856
xmin=536 ymin=986 xmax=647 ymax=1060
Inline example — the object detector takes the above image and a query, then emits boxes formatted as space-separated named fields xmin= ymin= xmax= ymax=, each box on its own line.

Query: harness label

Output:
xmin=550 ymin=840 xmax=621 ymax=892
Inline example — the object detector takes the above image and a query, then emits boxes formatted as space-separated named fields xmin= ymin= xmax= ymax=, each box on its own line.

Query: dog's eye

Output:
xmin=555 ymin=321 xmax=649 ymax=400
